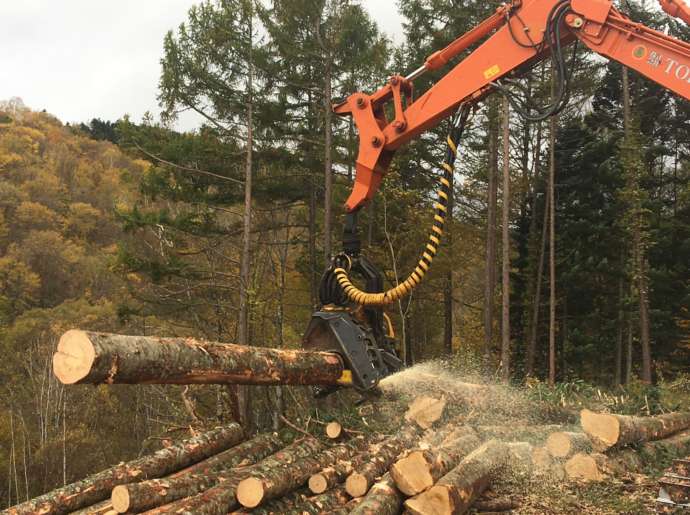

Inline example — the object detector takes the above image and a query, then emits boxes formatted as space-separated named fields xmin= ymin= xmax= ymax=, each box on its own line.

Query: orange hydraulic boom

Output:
xmin=306 ymin=0 xmax=689 ymax=391
xmin=336 ymin=0 xmax=690 ymax=213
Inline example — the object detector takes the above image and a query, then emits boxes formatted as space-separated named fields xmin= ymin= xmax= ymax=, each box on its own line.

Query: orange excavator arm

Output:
xmin=337 ymin=0 xmax=690 ymax=213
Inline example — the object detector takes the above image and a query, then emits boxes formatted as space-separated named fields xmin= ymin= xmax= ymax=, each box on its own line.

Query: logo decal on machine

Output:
xmin=632 ymin=46 xmax=690 ymax=84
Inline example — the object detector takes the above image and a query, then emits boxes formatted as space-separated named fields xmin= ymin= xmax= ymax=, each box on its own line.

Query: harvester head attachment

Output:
xmin=303 ymin=307 xmax=402 ymax=394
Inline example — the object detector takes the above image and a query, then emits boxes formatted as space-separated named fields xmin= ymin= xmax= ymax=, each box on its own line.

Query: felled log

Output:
xmin=404 ymin=396 xmax=447 ymax=429
xmin=6 ymin=424 xmax=243 ymax=515
xmin=141 ymin=437 xmax=323 ymax=515
xmin=404 ymin=439 xmax=510 ymax=515
xmin=111 ymin=431 xmax=286 ymax=513
xmin=473 ymin=496 xmax=520 ymax=512
xmin=390 ymin=432 xmax=481 ymax=496
xmin=236 ymin=437 xmax=368 ymax=508
xmin=545 ymin=431 xmax=592 ymax=459
xmin=53 ymin=330 xmax=346 ymax=386
xmin=349 ymin=473 xmax=402 ymax=515
xmin=564 ymin=452 xmax=610 ymax=482
xmin=326 ymin=421 xmax=344 ymax=439
xmin=330 ymin=497 xmax=363 ymax=515
xmin=288 ymin=485 xmax=350 ymax=514
xmin=580 ymin=409 xmax=690 ymax=451
xmin=530 ymin=446 xmax=565 ymax=480
xmin=308 ymin=435 xmax=387 ymax=494
xmin=345 ymin=425 xmax=422 ymax=497
xmin=68 ymin=500 xmax=114 ymax=515
xmin=610 ymin=430 xmax=690 ymax=474
xmin=475 ymin=424 xmax=563 ymax=442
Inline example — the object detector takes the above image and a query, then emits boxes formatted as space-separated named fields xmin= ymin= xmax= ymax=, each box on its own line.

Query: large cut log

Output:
xmin=111 ymin=431 xmax=287 ymax=513
xmin=564 ymin=452 xmax=611 ymax=482
xmin=349 ymin=473 xmax=402 ymax=515
xmin=236 ymin=437 xmax=367 ymax=508
xmin=390 ymin=432 xmax=481 ymax=496
xmin=404 ymin=439 xmax=509 ymax=515
xmin=53 ymin=330 xmax=345 ymax=386
xmin=580 ymin=409 xmax=690 ymax=451
xmin=141 ymin=436 xmax=323 ymax=515
xmin=6 ymin=424 xmax=243 ymax=515
xmin=344 ymin=425 xmax=422 ymax=497
xmin=546 ymin=431 xmax=592 ymax=459
xmin=610 ymin=430 xmax=690 ymax=474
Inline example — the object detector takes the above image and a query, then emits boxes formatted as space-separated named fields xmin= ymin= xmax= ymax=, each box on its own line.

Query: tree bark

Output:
xmin=142 ymin=437 xmax=324 ymax=515
xmin=111 ymin=431 xmax=286 ymax=513
xmin=390 ymin=433 xmax=481 ymax=496
xmin=484 ymin=101 xmax=499 ymax=359
xmin=236 ymin=438 xmax=367 ymax=508
xmin=545 ymin=431 xmax=592 ymax=459
xmin=323 ymin=53 xmax=333 ymax=261
xmin=236 ymin=5 xmax=255 ymax=429
xmin=345 ymin=425 xmax=421 ymax=497
xmin=308 ymin=436 xmax=385 ymax=495
xmin=581 ymin=409 xmax=690 ymax=451
xmin=349 ymin=473 xmax=402 ymax=515
xmin=290 ymin=485 xmax=350 ymax=514
xmin=6 ymin=424 xmax=243 ymax=515
xmin=501 ymin=96 xmax=511 ymax=381
xmin=548 ymin=74 xmax=558 ymax=387
xmin=404 ymin=439 xmax=509 ymax=515
xmin=53 ymin=330 xmax=344 ymax=386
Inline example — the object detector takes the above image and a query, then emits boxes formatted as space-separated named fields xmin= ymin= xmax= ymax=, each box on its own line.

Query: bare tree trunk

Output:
xmin=626 ymin=313 xmax=633 ymax=384
xmin=615 ymin=267 xmax=624 ymax=386
xmin=323 ymin=57 xmax=333 ymax=261
xmin=501 ymin=97 xmax=511 ymax=381
xmin=237 ymin=12 xmax=255 ymax=428
xmin=622 ymin=66 xmax=652 ymax=383
xmin=548 ymin=77 xmax=558 ymax=387
xmin=484 ymin=102 xmax=499 ymax=361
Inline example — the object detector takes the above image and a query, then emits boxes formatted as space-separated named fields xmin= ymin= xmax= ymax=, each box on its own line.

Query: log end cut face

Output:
xmin=345 ymin=472 xmax=370 ymax=498
xmin=111 ymin=485 xmax=131 ymax=513
xmin=580 ymin=409 xmax=620 ymax=450
xmin=308 ymin=474 xmax=328 ymax=494
xmin=53 ymin=330 xmax=96 ymax=384
xmin=390 ymin=451 xmax=434 ymax=496
xmin=236 ymin=477 xmax=265 ymax=508
xmin=405 ymin=484 xmax=452 ymax=515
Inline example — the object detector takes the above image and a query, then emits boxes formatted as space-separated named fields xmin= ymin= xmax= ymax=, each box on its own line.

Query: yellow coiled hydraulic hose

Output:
xmin=334 ymin=104 xmax=472 ymax=307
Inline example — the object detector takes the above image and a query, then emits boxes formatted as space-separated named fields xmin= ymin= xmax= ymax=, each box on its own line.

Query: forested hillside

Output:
xmin=1 ymin=0 xmax=689 ymax=510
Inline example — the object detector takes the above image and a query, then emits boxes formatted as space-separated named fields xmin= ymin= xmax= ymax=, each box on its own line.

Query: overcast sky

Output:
xmin=0 ymin=1 xmax=404 ymax=131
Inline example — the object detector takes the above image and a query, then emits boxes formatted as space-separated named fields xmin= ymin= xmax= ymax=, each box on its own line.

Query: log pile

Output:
xmin=10 ymin=329 xmax=690 ymax=514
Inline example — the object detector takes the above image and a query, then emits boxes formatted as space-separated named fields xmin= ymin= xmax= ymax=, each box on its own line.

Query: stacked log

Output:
xmin=546 ymin=431 xmax=592 ymax=459
xmin=21 ymin=329 xmax=690 ymax=515
xmin=236 ymin=437 xmax=368 ymax=508
xmin=581 ymin=409 xmax=690 ymax=451
xmin=5 ymin=423 xmax=244 ymax=515
xmin=389 ymin=432 xmax=481 ymax=495
xmin=405 ymin=439 xmax=510 ymax=515
xmin=110 ymin=431 xmax=287 ymax=512
xmin=344 ymin=425 xmax=422 ymax=497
